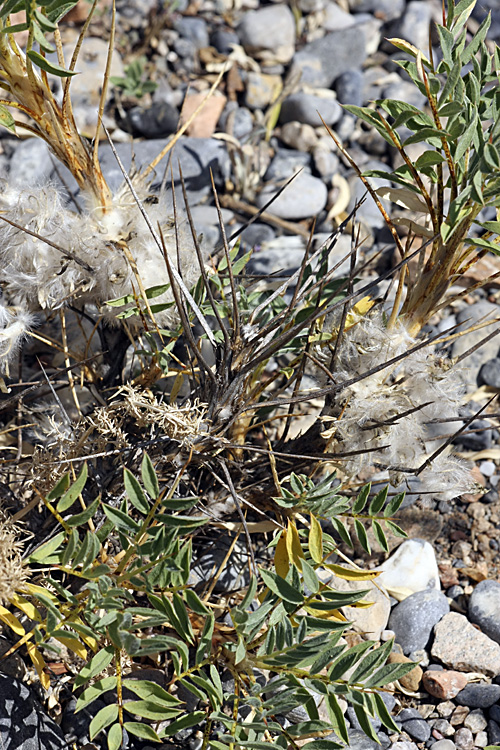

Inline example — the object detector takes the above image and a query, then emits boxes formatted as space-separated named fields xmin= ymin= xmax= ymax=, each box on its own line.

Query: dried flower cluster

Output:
xmin=321 ymin=311 xmax=473 ymax=500
xmin=0 ymin=518 xmax=27 ymax=606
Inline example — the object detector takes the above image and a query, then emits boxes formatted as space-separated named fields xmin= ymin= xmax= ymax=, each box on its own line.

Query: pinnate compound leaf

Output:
xmin=383 ymin=492 xmax=405 ymax=517
xmin=123 ymin=700 xmax=181 ymax=720
xmin=354 ymin=519 xmax=370 ymax=553
xmin=122 ymin=679 xmax=182 ymax=705
xmin=368 ymin=486 xmax=388 ymax=515
xmin=372 ymin=519 xmax=389 ymax=552
xmin=373 ymin=691 xmax=400 ymax=733
xmin=326 ymin=693 xmax=349 ymax=744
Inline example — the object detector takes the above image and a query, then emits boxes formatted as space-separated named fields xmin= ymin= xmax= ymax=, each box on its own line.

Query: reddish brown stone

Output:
xmin=423 ymin=670 xmax=468 ymax=700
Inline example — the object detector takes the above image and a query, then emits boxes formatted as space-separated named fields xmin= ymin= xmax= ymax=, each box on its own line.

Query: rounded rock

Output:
xmin=423 ymin=670 xmax=468 ymax=701
xmin=469 ymin=579 xmax=500 ymax=645
xmin=280 ymin=92 xmax=342 ymax=127
xmin=388 ymin=589 xmax=450 ymax=656
xmin=455 ymin=683 xmax=500 ymax=709
xmin=478 ymin=359 xmax=500 ymax=388
xmin=430 ymin=741 xmax=456 ymax=750
xmin=256 ymin=172 xmax=327 ymax=220
xmin=403 ymin=718 xmax=431 ymax=742
xmin=334 ymin=69 xmax=364 ymax=107
xmin=453 ymin=727 xmax=474 ymax=750
xmin=238 ymin=5 xmax=296 ymax=64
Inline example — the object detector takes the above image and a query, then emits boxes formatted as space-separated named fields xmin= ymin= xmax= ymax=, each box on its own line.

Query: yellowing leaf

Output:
xmin=26 ymin=641 xmax=50 ymax=691
xmin=349 ymin=599 xmax=374 ymax=609
xmin=0 ymin=605 xmax=25 ymax=636
xmin=55 ymin=635 xmax=87 ymax=660
xmin=376 ymin=186 xmax=429 ymax=213
xmin=10 ymin=593 xmax=42 ymax=622
xmin=344 ymin=296 xmax=375 ymax=330
xmin=274 ymin=531 xmax=289 ymax=579
xmin=325 ymin=564 xmax=380 ymax=582
xmin=308 ymin=514 xmax=323 ymax=564
xmin=286 ymin=520 xmax=304 ymax=572
xmin=25 ymin=583 xmax=59 ymax=603
xmin=386 ymin=38 xmax=430 ymax=64
xmin=303 ymin=606 xmax=347 ymax=621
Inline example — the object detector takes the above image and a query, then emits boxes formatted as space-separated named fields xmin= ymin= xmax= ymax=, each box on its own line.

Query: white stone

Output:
xmin=376 ymin=539 xmax=440 ymax=601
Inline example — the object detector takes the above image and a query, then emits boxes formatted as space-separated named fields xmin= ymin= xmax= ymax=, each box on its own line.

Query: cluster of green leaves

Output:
xmin=275 ymin=473 xmax=407 ymax=555
xmin=0 ymin=456 xmax=413 ymax=750
xmin=110 ymin=56 xmax=158 ymax=99
xmin=346 ymin=1 xmax=500 ymax=248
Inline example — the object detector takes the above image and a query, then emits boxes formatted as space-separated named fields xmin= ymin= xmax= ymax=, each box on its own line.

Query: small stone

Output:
xmin=210 ymin=28 xmax=239 ymax=55
xmin=430 ymin=741 xmax=456 ymax=750
xmin=463 ymin=710 xmax=487 ymax=734
xmin=265 ymin=149 xmax=311 ymax=181
xmin=491 ymin=706 xmax=500 ymax=723
xmin=431 ymin=613 xmax=500 ymax=677
xmin=376 ymin=539 xmax=441 ymax=600
xmin=478 ymin=358 xmax=500 ymax=388
xmin=454 ymin=727 xmax=474 ymax=750
xmin=455 ymin=684 xmax=500 ymax=709
xmin=173 ymin=16 xmax=209 ymax=49
xmin=256 ymin=172 xmax=327 ymax=220
xmin=388 ymin=652 xmax=423 ymax=692
xmin=431 ymin=719 xmax=455 ymax=737
xmin=280 ymin=92 xmax=342 ymax=127
xmin=280 ymin=121 xmax=318 ymax=152
xmin=468 ymin=579 xmax=500 ymax=645
xmin=312 ymin=146 xmax=339 ymax=180
xmin=291 ymin=28 xmax=366 ymax=88
xmin=125 ymin=101 xmax=179 ymax=138
xmin=474 ymin=731 xmax=488 ymax=747
xmin=180 ymin=92 xmax=227 ymax=137
xmin=403 ymin=719 xmax=431 ymax=742
xmin=436 ymin=702 xmax=456 ymax=718
xmin=323 ymin=2 xmax=356 ymax=31
xmin=348 ymin=0 xmax=404 ymax=21
xmin=334 ymin=69 xmax=364 ymax=107
xmin=423 ymin=670 xmax=469 ymax=701
xmin=487 ymin=719 xmax=500 ymax=745
xmin=244 ymin=72 xmax=282 ymax=110
xmin=447 ymin=585 xmax=465 ymax=599
xmin=479 ymin=461 xmax=496 ymax=477
xmin=450 ymin=706 xmax=470 ymax=726
xmin=238 ymin=5 xmax=296 ymax=64
xmin=388 ymin=589 xmax=450 ymax=656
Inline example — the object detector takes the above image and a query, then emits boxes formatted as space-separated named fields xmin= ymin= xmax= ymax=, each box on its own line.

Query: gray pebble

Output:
xmin=210 ymin=28 xmax=239 ymax=54
xmin=125 ymin=101 xmax=179 ymax=139
xmin=389 ymin=589 xmax=450 ymax=656
xmin=291 ymin=28 xmax=366 ymax=88
xmin=464 ymin=709 xmax=487 ymax=733
xmin=488 ymin=719 xmax=500 ymax=744
xmin=446 ymin=585 xmax=465 ymax=599
xmin=335 ymin=69 xmax=364 ymax=107
xmin=239 ymin=223 xmax=276 ymax=250
xmin=257 ymin=172 xmax=327 ymax=220
xmin=220 ymin=104 xmax=254 ymax=141
xmin=191 ymin=536 xmax=251 ymax=593
xmin=348 ymin=0 xmax=405 ymax=21
xmin=264 ymin=149 xmax=311 ymax=182
xmin=469 ymin=579 xmax=500 ymax=645
xmin=238 ymin=5 xmax=296 ymax=62
xmin=430 ymin=741 xmax=456 ymax=750
xmin=455 ymin=684 xmax=500 ymax=709
xmin=173 ymin=16 xmax=209 ymax=49
xmin=10 ymin=138 xmax=54 ymax=186
xmin=403 ymin=718 xmax=431 ymax=742
xmin=490 ymin=705 xmax=500 ymax=723
xmin=346 ymin=706 xmax=381 ymax=734
xmin=280 ymin=93 xmax=342 ymax=127
xmin=347 ymin=729 xmax=381 ymax=750
xmin=478 ymin=358 xmax=500 ymax=388
xmin=323 ymin=2 xmax=356 ymax=31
